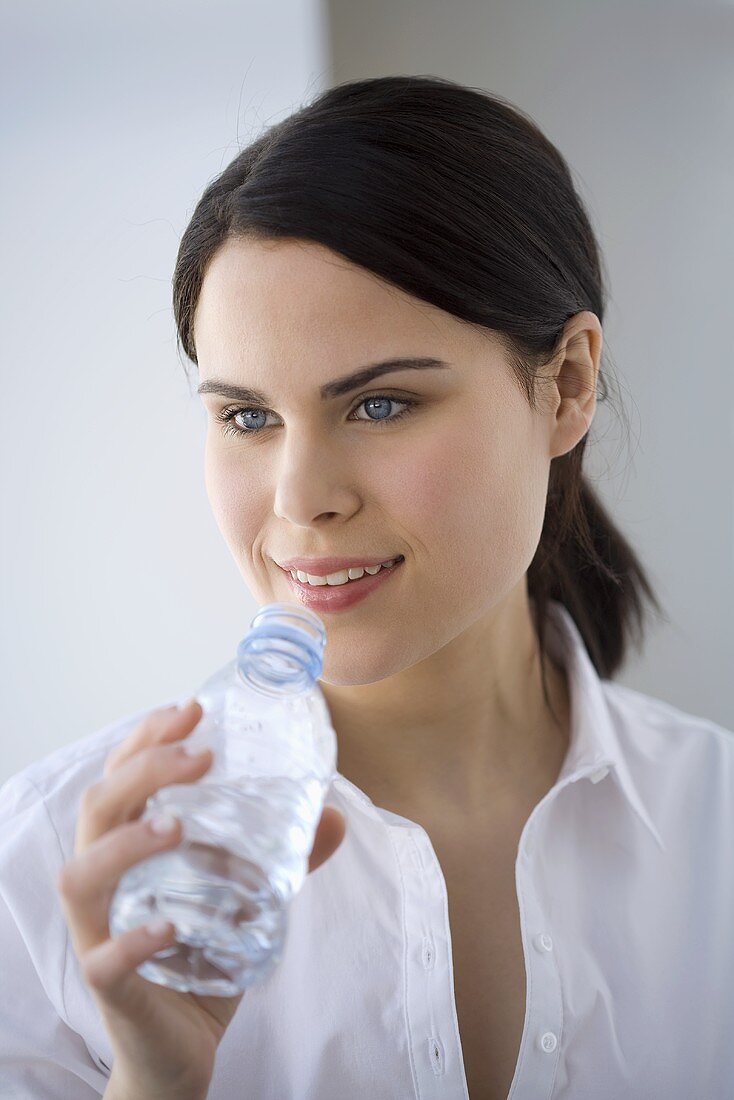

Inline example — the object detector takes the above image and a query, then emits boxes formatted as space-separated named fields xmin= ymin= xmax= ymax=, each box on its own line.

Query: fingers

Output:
xmin=103 ymin=699 xmax=203 ymax=777
xmin=62 ymin=698 xmax=345 ymax=1028
xmin=76 ymin=741 xmax=212 ymax=850
xmin=58 ymin=812 xmax=184 ymax=953
xmin=57 ymin=701 xmax=216 ymax=1044
xmin=80 ymin=916 xmax=177 ymax=1013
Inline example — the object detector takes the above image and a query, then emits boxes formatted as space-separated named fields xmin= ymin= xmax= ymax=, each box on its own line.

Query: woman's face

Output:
xmin=193 ymin=236 xmax=573 ymax=686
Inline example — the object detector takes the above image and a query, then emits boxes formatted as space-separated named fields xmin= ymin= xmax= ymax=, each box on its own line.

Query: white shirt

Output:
xmin=1 ymin=599 xmax=733 ymax=1099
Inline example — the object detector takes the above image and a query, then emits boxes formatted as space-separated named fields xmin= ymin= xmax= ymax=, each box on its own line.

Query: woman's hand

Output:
xmin=56 ymin=699 xmax=347 ymax=1100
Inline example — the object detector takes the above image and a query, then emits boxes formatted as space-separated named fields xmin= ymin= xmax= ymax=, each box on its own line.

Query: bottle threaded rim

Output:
xmin=237 ymin=603 xmax=326 ymax=696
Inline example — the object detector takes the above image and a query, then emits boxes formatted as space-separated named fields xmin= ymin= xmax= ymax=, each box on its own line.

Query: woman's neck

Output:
xmin=324 ymin=598 xmax=572 ymax=824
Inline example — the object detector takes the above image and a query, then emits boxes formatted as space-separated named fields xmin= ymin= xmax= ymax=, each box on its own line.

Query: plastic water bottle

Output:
xmin=108 ymin=602 xmax=337 ymax=997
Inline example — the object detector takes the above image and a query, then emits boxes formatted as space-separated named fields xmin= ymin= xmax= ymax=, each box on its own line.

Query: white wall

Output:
xmin=1 ymin=0 xmax=330 ymax=782
xmin=327 ymin=0 xmax=734 ymax=728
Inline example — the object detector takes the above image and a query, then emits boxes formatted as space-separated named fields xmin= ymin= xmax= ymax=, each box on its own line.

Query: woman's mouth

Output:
xmin=281 ymin=556 xmax=405 ymax=613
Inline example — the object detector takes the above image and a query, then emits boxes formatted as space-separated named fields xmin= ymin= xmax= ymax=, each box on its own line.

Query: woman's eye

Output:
xmin=215 ymin=394 xmax=418 ymax=438
xmin=351 ymin=395 xmax=415 ymax=425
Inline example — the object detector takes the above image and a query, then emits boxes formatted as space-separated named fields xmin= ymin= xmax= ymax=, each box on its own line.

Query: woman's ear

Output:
xmin=548 ymin=310 xmax=603 ymax=459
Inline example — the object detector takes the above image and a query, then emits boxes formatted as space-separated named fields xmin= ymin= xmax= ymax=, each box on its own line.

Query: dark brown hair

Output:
xmin=172 ymin=74 xmax=666 ymax=724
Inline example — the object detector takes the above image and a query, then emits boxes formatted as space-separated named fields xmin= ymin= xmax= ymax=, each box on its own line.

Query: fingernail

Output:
xmin=148 ymin=812 xmax=178 ymax=835
xmin=177 ymin=698 xmax=195 ymax=712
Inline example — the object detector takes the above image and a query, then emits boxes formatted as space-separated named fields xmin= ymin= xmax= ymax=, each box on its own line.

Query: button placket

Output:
xmin=538 ymin=1031 xmax=558 ymax=1053
xmin=422 ymin=934 xmax=436 ymax=970
xmin=388 ymin=824 xmax=471 ymax=1098
xmin=509 ymin=835 xmax=563 ymax=1099
xmin=533 ymin=932 xmax=554 ymax=953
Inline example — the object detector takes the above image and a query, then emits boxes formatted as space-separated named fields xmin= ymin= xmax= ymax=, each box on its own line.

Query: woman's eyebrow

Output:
xmin=196 ymin=356 xmax=451 ymax=405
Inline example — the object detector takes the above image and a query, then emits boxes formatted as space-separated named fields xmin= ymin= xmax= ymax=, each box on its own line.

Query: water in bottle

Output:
xmin=108 ymin=602 xmax=338 ymax=996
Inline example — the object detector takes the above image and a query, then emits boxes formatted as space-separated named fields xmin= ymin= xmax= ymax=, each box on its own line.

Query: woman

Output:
xmin=2 ymin=75 xmax=732 ymax=1100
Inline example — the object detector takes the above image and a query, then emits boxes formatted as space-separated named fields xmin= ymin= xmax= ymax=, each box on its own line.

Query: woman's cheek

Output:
xmin=395 ymin=425 xmax=495 ymax=541
xmin=205 ymin=449 xmax=263 ymax=553
xmin=390 ymin=430 xmax=467 ymax=518
xmin=403 ymin=415 xmax=543 ymax=583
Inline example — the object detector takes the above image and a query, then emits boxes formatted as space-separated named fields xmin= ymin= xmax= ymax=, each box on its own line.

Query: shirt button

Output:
xmin=538 ymin=1031 xmax=558 ymax=1053
xmin=534 ymin=932 xmax=553 ymax=952
xmin=589 ymin=764 xmax=610 ymax=784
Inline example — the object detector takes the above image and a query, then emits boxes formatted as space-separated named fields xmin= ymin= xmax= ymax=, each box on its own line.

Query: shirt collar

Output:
xmin=545 ymin=599 xmax=665 ymax=851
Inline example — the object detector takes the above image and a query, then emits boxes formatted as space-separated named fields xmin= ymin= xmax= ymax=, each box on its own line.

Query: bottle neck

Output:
xmin=236 ymin=603 xmax=326 ymax=697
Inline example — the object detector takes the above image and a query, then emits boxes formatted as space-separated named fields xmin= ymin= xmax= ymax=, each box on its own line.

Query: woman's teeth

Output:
xmin=290 ymin=558 xmax=401 ymax=586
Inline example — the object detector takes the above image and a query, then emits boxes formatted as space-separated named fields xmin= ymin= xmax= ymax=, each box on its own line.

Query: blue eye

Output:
xmin=216 ymin=394 xmax=418 ymax=439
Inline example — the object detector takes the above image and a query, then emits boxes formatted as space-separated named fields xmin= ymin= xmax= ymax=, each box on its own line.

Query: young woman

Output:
xmin=2 ymin=75 xmax=732 ymax=1100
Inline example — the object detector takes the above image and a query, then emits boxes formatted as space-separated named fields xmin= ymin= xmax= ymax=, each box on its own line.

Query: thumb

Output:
xmin=308 ymin=805 xmax=346 ymax=873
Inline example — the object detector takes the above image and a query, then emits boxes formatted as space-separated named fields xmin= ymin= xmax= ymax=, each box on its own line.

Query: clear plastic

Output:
xmin=108 ymin=603 xmax=337 ymax=996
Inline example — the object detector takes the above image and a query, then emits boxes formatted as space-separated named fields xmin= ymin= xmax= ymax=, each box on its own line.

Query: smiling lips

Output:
xmin=276 ymin=554 xmax=404 ymax=577
xmin=285 ymin=558 xmax=402 ymax=586
xmin=281 ymin=556 xmax=405 ymax=612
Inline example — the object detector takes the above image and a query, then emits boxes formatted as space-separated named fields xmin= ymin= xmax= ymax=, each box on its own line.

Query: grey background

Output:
xmin=2 ymin=0 xmax=732 ymax=783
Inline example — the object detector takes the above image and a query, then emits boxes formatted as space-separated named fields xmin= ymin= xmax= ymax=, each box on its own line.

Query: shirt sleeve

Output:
xmin=0 ymin=773 xmax=108 ymax=1099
